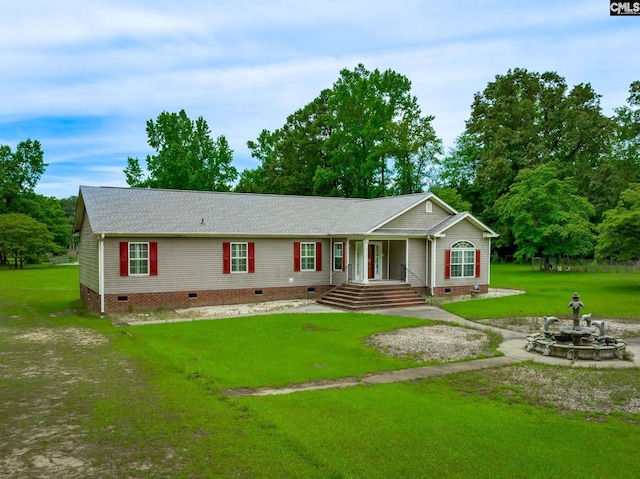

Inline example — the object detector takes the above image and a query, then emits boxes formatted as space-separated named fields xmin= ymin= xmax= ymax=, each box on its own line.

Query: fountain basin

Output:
xmin=526 ymin=335 xmax=626 ymax=360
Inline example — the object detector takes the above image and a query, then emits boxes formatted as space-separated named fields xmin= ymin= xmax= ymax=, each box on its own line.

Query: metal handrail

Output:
xmin=308 ymin=271 xmax=339 ymax=301
xmin=401 ymin=264 xmax=432 ymax=303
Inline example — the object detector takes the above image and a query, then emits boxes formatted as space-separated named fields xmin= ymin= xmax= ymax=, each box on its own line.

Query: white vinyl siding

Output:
xmin=406 ymin=238 xmax=427 ymax=287
xmin=436 ymin=222 xmax=489 ymax=286
xmin=78 ymin=214 xmax=99 ymax=293
xmin=104 ymin=238 xmax=329 ymax=295
xmin=382 ymin=201 xmax=450 ymax=229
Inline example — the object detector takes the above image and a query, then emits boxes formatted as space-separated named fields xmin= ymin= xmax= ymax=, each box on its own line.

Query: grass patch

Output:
xmin=444 ymin=263 xmax=640 ymax=320
xmin=121 ymin=313 xmax=440 ymax=388
xmin=2 ymin=265 xmax=640 ymax=478
xmin=243 ymin=381 xmax=640 ymax=477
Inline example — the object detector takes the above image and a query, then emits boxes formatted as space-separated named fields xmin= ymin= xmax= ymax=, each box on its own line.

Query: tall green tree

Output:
xmin=124 ymin=110 xmax=238 ymax=191
xmin=21 ymin=195 xmax=72 ymax=252
xmin=436 ymin=132 xmax=483 ymax=214
xmin=0 ymin=139 xmax=47 ymax=212
xmin=595 ymin=183 xmax=640 ymax=261
xmin=494 ymin=163 xmax=595 ymax=261
xmin=241 ymin=64 xmax=441 ymax=198
xmin=455 ymin=69 xmax=610 ymax=220
xmin=244 ymin=92 xmax=333 ymax=195
xmin=589 ymin=81 xmax=640 ymax=220
xmin=0 ymin=213 xmax=54 ymax=268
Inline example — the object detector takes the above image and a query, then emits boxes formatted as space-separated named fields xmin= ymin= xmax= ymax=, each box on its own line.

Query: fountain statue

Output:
xmin=568 ymin=292 xmax=585 ymax=329
xmin=526 ymin=293 xmax=626 ymax=360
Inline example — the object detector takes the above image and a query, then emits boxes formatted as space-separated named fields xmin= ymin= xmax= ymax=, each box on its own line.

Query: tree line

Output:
xmin=0 ymin=140 xmax=76 ymax=267
xmin=2 ymin=64 xmax=638 ymax=266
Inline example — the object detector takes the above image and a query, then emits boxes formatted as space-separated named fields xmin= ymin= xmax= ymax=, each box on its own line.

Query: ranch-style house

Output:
xmin=73 ymin=186 xmax=498 ymax=314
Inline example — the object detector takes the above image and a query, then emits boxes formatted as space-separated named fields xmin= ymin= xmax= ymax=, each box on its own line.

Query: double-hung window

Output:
xmin=120 ymin=241 xmax=157 ymax=276
xmin=301 ymin=243 xmax=316 ymax=271
xmin=293 ymin=241 xmax=322 ymax=272
xmin=129 ymin=242 xmax=149 ymax=275
xmin=222 ymin=242 xmax=255 ymax=274
xmin=231 ymin=242 xmax=248 ymax=273
xmin=333 ymin=242 xmax=344 ymax=271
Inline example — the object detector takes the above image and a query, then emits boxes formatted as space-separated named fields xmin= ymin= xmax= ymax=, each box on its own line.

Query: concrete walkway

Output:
xmin=227 ymin=303 xmax=640 ymax=397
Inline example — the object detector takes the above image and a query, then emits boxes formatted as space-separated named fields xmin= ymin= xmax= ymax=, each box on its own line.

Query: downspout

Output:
xmin=98 ymin=234 xmax=105 ymax=315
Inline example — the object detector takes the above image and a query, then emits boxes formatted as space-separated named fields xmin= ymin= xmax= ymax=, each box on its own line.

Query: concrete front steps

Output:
xmin=316 ymin=282 xmax=426 ymax=311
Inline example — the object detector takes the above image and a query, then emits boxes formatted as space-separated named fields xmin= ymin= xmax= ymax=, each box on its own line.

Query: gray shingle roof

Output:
xmin=75 ymin=186 xmax=437 ymax=237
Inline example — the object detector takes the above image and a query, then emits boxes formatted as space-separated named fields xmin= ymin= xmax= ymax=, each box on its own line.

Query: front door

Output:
xmin=368 ymin=244 xmax=376 ymax=279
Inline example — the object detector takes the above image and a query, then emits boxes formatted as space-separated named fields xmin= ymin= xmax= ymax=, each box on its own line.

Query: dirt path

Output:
xmin=0 ymin=325 xmax=181 ymax=478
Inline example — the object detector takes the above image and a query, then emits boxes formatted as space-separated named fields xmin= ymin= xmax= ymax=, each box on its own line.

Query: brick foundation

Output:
xmin=80 ymin=283 xmax=101 ymax=311
xmin=432 ymin=284 xmax=488 ymax=296
xmin=81 ymin=283 xmax=334 ymax=314
xmin=81 ymin=282 xmax=487 ymax=314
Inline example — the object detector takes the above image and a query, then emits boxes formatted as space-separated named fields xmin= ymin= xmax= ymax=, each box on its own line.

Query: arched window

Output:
xmin=445 ymin=241 xmax=479 ymax=279
xmin=425 ymin=201 xmax=433 ymax=213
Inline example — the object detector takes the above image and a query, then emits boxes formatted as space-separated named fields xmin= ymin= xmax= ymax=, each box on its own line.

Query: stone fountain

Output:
xmin=525 ymin=293 xmax=626 ymax=361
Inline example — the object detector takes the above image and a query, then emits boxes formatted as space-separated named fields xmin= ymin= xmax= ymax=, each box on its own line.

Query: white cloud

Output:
xmin=4 ymin=0 xmax=638 ymax=199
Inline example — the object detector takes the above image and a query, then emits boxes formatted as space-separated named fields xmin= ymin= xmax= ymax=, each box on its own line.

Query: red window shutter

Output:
xmin=120 ymin=242 xmax=128 ymax=276
xmin=316 ymin=242 xmax=322 ymax=272
xmin=293 ymin=242 xmax=301 ymax=272
xmin=223 ymin=242 xmax=231 ymax=274
xmin=248 ymin=242 xmax=255 ymax=273
xmin=342 ymin=242 xmax=346 ymax=271
xmin=475 ymin=249 xmax=481 ymax=278
xmin=149 ymin=242 xmax=158 ymax=276
xmin=444 ymin=249 xmax=451 ymax=280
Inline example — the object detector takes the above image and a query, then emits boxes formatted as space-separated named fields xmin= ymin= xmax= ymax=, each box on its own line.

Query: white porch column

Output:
xmin=404 ymin=238 xmax=409 ymax=283
xmin=430 ymin=236 xmax=437 ymax=296
xmin=363 ymin=239 xmax=369 ymax=284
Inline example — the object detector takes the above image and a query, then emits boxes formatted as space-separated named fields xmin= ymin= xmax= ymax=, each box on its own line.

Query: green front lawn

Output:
xmin=1 ymin=264 xmax=639 ymax=478
xmin=126 ymin=313 xmax=441 ymax=389
xmin=444 ymin=263 xmax=640 ymax=320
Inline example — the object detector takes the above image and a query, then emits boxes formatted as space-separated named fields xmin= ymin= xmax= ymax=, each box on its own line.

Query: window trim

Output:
xmin=230 ymin=242 xmax=248 ymax=273
xmin=294 ymin=241 xmax=322 ymax=272
xmin=333 ymin=242 xmax=344 ymax=271
xmin=120 ymin=241 xmax=157 ymax=277
xmin=300 ymin=242 xmax=316 ymax=272
xmin=449 ymin=241 xmax=477 ymax=279
xmin=223 ymin=241 xmax=255 ymax=274
xmin=129 ymin=242 xmax=149 ymax=276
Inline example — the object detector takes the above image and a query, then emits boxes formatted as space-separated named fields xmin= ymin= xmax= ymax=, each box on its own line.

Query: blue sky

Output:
xmin=1 ymin=1 xmax=638 ymax=199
